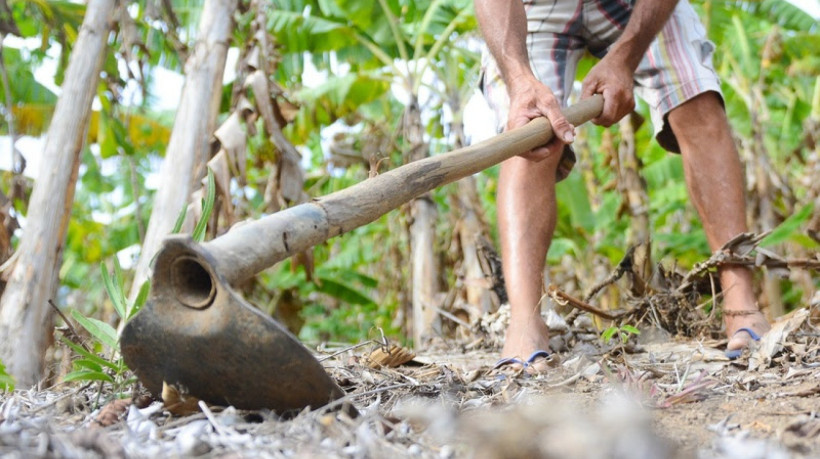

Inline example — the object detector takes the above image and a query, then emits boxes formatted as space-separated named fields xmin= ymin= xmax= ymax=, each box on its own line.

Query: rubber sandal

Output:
xmin=725 ymin=327 xmax=762 ymax=360
xmin=525 ymin=350 xmax=551 ymax=364
xmin=490 ymin=350 xmax=552 ymax=378
xmin=492 ymin=356 xmax=526 ymax=369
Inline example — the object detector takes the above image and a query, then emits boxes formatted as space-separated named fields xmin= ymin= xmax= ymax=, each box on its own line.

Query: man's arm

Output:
xmin=582 ymin=0 xmax=681 ymax=126
xmin=475 ymin=0 xmax=575 ymax=161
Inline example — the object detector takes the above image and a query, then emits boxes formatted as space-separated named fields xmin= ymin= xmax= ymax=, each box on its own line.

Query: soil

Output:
xmin=1 ymin=304 xmax=818 ymax=459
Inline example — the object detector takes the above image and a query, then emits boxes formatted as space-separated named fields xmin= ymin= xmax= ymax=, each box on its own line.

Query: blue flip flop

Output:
xmin=725 ymin=327 xmax=762 ymax=360
xmin=492 ymin=356 xmax=526 ymax=369
xmin=492 ymin=350 xmax=551 ymax=370
xmin=525 ymin=350 xmax=551 ymax=365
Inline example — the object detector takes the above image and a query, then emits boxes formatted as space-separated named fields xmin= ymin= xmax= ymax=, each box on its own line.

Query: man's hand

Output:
xmin=507 ymin=75 xmax=576 ymax=162
xmin=581 ymin=55 xmax=636 ymax=127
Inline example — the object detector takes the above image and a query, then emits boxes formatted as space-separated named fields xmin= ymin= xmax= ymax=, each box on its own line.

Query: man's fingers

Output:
xmin=520 ymin=145 xmax=554 ymax=162
xmin=543 ymin=106 xmax=575 ymax=143
xmin=598 ymin=91 xmax=618 ymax=126
xmin=595 ymin=88 xmax=632 ymax=127
xmin=532 ymin=93 xmax=573 ymax=143
xmin=580 ymin=78 xmax=598 ymax=100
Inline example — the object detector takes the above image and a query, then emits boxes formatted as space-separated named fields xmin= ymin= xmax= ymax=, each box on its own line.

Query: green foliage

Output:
xmin=760 ymin=204 xmax=818 ymax=249
xmin=602 ymin=324 xmax=641 ymax=345
xmin=61 ymin=259 xmax=146 ymax=390
xmin=0 ymin=361 xmax=15 ymax=392
xmin=192 ymin=168 xmax=216 ymax=242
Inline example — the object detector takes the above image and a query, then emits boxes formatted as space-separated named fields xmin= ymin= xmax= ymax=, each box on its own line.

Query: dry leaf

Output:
xmin=162 ymin=381 xmax=201 ymax=416
xmin=367 ymin=344 xmax=416 ymax=369
xmin=749 ymin=308 xmax=810 ymax=371
xmin=213 ymin=110 xmax=248 ymax=180
xmin=206 ymin=150 xmax=236 ymax=224
xmin=94 ymin=398 xmax=131 ymax=427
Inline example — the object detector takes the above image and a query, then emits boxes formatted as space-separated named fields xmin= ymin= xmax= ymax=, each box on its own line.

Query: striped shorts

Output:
xmin=481 ymin=0 xmax=722 ymax=167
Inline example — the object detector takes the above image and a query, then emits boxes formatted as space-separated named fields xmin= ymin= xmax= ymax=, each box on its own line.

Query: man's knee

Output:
xmin=667 ymin=91 xmax=730 ymax=142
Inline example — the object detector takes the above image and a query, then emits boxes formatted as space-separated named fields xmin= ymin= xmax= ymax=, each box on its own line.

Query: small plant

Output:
xmin=61 ymin=257 xmax=149 ymax=392
xmin=601 ymin=324 xmax=641 ymax=346
xmin=0 ymin=360 xmax=15 ymax=392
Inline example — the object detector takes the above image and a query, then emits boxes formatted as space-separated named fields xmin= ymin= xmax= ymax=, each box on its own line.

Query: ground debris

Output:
xmin=1 ymin=232 xmax=818 ymax=457
xmin=2 ymin=330 xmax=820 ymax=458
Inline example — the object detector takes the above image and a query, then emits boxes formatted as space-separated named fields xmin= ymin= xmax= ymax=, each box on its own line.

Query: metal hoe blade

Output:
xmin=121 ymin=237 xmax=346 ymax=412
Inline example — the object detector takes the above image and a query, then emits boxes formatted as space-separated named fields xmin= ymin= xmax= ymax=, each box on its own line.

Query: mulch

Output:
xmin=1 ymin=303 xmax=818 ymax=458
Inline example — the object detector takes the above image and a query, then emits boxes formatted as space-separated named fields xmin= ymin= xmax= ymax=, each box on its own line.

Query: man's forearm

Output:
xmin=609 ymin=0 xmax=681 ymax=71
xmin=474 ymin=0 xmax=534 ymax=89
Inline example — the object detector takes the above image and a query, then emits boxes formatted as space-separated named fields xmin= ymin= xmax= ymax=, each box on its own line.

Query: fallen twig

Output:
xmin=548 ymin=285 xmax=623 ymax=321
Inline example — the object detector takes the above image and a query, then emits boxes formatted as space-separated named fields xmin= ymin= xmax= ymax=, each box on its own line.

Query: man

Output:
xmin=475 ymin=0 xmax=771 ymax=366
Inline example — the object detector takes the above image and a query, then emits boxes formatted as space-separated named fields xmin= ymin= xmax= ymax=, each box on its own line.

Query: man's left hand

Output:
xmin=581 ymin=56 xmax=636 ymax=127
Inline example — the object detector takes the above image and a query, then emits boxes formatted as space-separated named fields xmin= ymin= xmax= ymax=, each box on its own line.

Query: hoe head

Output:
xmin=120 ymin=236 xmax=347 ymax=413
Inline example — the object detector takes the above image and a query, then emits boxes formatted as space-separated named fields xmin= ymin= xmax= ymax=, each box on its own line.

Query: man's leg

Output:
xmin=497 ymin=152 xmax=563 ymax=359
xmin=667 ymin=91 xmax=771 ymax=351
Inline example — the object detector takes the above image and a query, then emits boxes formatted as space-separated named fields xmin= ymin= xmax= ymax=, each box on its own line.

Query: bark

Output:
xmin=0 ymin=0 xmax=115 ymax=388
xmin=130 ymin=0 xmax=237 ymax=299
xmin=616 ymin=112 xmax=651 ymax=296
xmin=454 ymin=177 xmax=495 ymax=314
xmin=404 ymin=98 xmax=438 ymax=345
xmin=449 ymin=110 xmax=496 ymax=322
xmin=745 ymin=101 xmax=784 ymax=318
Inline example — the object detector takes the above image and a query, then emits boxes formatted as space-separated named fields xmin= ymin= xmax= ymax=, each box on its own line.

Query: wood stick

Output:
xmin=547 ymin=284 xmax=621 ymax=321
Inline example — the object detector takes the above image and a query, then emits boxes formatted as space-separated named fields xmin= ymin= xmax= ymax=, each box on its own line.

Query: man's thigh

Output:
xmin=630 ymin=0 xmax=723 ymax=152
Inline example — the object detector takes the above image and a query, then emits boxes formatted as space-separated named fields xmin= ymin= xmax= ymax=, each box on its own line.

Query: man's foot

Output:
xmin=724 ymin=308 xmax=770 ymax=356
xmin=501 ymin=315 xmax=551 ymax=372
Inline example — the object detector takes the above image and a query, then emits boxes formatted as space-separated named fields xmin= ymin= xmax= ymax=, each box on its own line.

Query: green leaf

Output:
xmin=63 ymin=370 xmax=114 ymax=384
xmin=101 ymin=259 xmax=127 ymax=320
xmin=70 ymin=310 xmax=119 ymax=351
xmin=192 ymin=168 xmax=216 ymax=242
xmin=316 ymin=276 xmax=375 ymax=305
xmin=601 ymin=326 xmax=618 ymax=344
xmin=620 ymin=325 xmax=641 ymax=335
xmin=171 ymin=205 xmax=188 ymax=234
xmin=547 ymin=238 xmax=580 ymax=262
xmin=557 ymin=172 xmax=595 ymax=233
xmin=131 ymin=280 xmax=151 ymax=320
xmin=98 ymin=110 xmax=119 ymax=158
xmin=760 ymin=204 xmax=813 ymax=247
xmin=72 ymin=358 xmax=104 ymax=373
xmin=0 ymin=360 xmax=15 ymax=391
xmin=60 ymin=337 xmax=119 ymax=371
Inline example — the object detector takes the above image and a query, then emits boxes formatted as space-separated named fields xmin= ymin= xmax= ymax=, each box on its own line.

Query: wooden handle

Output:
xmin=498 ymin=94 xmax=604 ymax=155
xmin=205 ymin=95 xmax=605 ymax=284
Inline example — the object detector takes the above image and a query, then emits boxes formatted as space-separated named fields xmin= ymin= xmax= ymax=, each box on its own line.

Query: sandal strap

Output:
xmin=723 ymin=309 xmax=761 ymax=317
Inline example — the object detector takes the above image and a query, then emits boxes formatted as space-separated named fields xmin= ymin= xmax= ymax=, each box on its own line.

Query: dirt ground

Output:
xmin=0 ymin=302 xmax=817 ymax=459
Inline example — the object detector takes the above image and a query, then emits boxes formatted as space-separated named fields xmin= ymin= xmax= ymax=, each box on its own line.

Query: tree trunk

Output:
xmin=403 ymin=98 xmax=438 ymax=346
xmin=0 ymin=0 xmax=115 ymax=388
xmin=746 ymin=106 xmax=784 ymax=318
xmin=130 ymin=0 xmax=237 ymax=299
xmin=449 ymin=110 xmax=496 ymax=322
xmin=617 ymin=112 xmax=651 ymax=295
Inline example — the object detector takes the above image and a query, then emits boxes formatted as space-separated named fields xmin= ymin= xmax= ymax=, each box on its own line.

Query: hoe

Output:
xmin=120 ymin=95 xmax=604 ymax=413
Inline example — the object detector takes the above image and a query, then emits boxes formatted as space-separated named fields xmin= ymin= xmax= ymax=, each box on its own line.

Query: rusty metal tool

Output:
xmin=120 ymin=95 xmax=604 ymax=413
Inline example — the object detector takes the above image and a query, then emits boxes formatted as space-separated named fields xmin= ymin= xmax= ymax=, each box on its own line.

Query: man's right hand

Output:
xmin=506 ymin=75 xmax=576 ymax=162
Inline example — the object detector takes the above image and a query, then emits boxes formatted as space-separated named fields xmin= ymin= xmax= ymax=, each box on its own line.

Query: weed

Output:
xmin=601 ymin=324 xmax=641 ymax=345
xmin=0 ymin=360 xmax=14 ymax=392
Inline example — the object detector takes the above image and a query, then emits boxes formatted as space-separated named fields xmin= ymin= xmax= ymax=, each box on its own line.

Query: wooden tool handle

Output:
xmin=484 ymin=94 xmax=604 ymax=161
xmin=206 ymin=95 xmax=605 ymax=284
